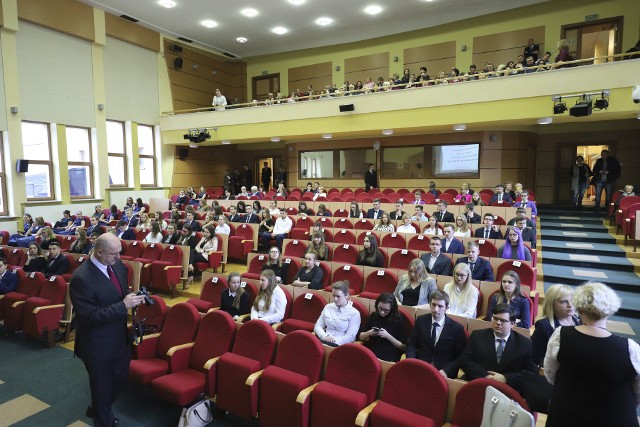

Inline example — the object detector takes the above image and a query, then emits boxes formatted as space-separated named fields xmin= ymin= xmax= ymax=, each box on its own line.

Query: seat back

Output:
xmin=158 ymin=245 xmax=183 ymax=264
xmin=156 ymin=303 xmax=201 ymax=358
xmin=331 ymin=265 xmax=364 ymax=294
xmin=388 ymin=249 xmax=418 ymax=270
xmin=274 ymin=330 xmax=324 ymax=383
xmin=231 ymin=319 xmax=277 ymax=369
xmin=136 ymin=228 xmax=151 ymax=241
xmin=5 ymin=248 xmax=26 ymax=267
xmin=284 ymin=240 xmax=308 ymax=258
xmin=407 ymin=234 xmax=431 ymax=251
xmin=332 ymin=244 xmax=359 ymax=264
xmin=20 ymin=271 xmax=46 ymax=297
xmin=289 ymin=293 xmax=327 ymax=325
xmin=247 ymin=254 xmax=267 ymax=275
xmin=354 ymin=219 xmax=374 ymax=230
xmin=200 ymin=276 xmax=228 ymax=307
xmin=333 ymin=229 xmax=356 ymax=244
xmin=37 ymin=275 xmax=67 ymax=305
xmin=190 ymin=310 xmax=237 ymax=370
xmin=137 ymin=295 xmax=167 ymax=333
xmin=380 ymin=233 xmax=406 ymax=249
xmin=123 ymin=241 xmax=145 ymax=258
xmin=475 ymin=239 xmax=498 ymax=258
xmin=137 ymin=243 xmax=163 ymax=261
xmin=295 ymin=216 xmax=314 ymax=230
xmin=324 ymin=343 xmax=381 ymax=402
xmin=363 ymin=269 xmax=398 ymax=296
xmin=234 ymin=223 xmax=254 ymax=240
xmin=496 ymin=261 xmax=535 ymax=289
xmin=58 ymin=235 xmax=76 ymax=252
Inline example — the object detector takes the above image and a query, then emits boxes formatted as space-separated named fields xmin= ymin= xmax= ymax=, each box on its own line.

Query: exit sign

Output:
xmin=585 ymin=14 xmax=599 ymax=21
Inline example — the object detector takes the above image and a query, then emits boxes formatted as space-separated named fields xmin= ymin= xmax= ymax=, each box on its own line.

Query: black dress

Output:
xmin=546 ymin=327 xmax=639 ymax=427
xmin=361 ymin=314 xmax=406 ymax=362
xmin=401 ymin=285 xmax=421 ymax=307
xmin=356 ymin=250 xmax=384 ymax=267
xmin=262 ymin=262 xmax=289 ymax=284
xmin=24 ymin=257 xmax=47 ymax=273
xmin=220 ymin=289 xmax=251 ymax=317
xmin=292 ymin=266 xmax=323 ymax=290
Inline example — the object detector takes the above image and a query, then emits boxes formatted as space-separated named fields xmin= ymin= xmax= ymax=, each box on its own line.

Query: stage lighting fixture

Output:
xmin=183 ymin=128 xmax=212 ymax=144
xmin=553 ymin=102 xmax=567 ymax=114
xmin=594 ymin=98 xmax=609 ymax=110
xmin=569 ymin=99 xmax=592 ymax=117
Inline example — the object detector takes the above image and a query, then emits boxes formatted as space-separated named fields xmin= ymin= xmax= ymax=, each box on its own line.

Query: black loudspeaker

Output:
xmin=178 ymin=148 xmax=188 ymax=160
xmin=174 ymin=57 xmax=183 ymax=69
xmin=339 ymin=104 xmax=355 ymax=112
xmin=16 ymin=159 xmax=29 ymax=172
xmin=171 ymin=44 xmax=183 ymax=52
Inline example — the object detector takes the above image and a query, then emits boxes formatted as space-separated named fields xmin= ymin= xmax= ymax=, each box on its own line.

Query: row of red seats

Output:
xmin=611 ymin=195 xmax=640 ymax=249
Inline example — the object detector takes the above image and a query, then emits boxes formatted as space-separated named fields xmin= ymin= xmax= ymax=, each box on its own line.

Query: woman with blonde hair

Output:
xmin=306 ymin=231 xmax=329 ymax=261
xmin=251 ymin=269 xmax=287 ymax=324
xmin=443 ymin=263 xmax=479 ymax=317
xmin=393 ymin=258 xmax=437 ymax=310
xmin=453 ymin=214 xmax=471 ymax=237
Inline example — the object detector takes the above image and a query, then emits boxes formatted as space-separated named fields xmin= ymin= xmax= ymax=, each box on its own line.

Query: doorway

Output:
xmin=561 ymin=16 xmax=623 ymax=64
xmin=257 ymin=157 xmax=274 ymax=191
xmin=251 ymin=73 xmax=280 ymax=102
xmin=556 ymin=144 xmax=610 ymax=206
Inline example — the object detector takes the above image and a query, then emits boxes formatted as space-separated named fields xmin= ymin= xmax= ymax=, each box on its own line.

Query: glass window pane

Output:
xmin=106 ymin=121 xmax=125 ymax=154
xmin=139 ymin=157 xmax=155 ymax=185
xmin=0 ymin=176 xmax=5 ymax=213
xmin=21 ymin=122 xmax=50 ymax=161
xmin=108 ymin=156 xmax=126 ymax=186
xmin=68 ymin=165 xmax=91 ymax=197
xmin=340 ymin=149 xmax=375 ymax=179
xmin=382 ymin=147 xmax=425 ymax=178
xmin=66 ymin=127 xmax=91 ymax=162
xmin=137 ymin=125 xmax=154 ymax=155
xmin=299 ymin=151 xmax=333 ymax=179
xmin=25 ymin=163 xmax=52 ymax=198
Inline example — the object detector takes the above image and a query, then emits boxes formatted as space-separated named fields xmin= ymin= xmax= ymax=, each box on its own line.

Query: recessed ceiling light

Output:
xmin=453 ymin=124 xmax=466 ymax=131
xmin=272 ymin=26 xmax=288 ymax=35
xmin=364 ymin=5 xmax=383 ymax=15
xmin=236 ymin=37 xmax=248 ymax=43
xmin=189 ymin=143 xmax=198 ymax=148
xmin=241 ymin=8 xmax=258 ymax=17
xmin=158 ymin=0 xmax=176 ymax=8
xmin=537 ymin=117 xmax=553 ymax=125
xmin=221 ymin=140 xmax=231 ymax=145
xmin=322 ymin=133 xmax=332 ymax=139
xmin=315 ymin=17 xmax=333 ymax=26
xmin=382 ymin=129 xmax=393 ymax=135
xmin=201 ymin=20 xmax=218 ymax=29
xmin=288 ymin=0 xmax=306 ymax=5
xmin=271 ymin=137 xmax=281 ymax=142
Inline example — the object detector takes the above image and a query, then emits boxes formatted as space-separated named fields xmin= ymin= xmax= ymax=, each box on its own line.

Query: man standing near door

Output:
xmin=364 ymin=163 xmax=378 ymax=192
xmin=591 ymin=149 xmax=621 ymax=212
xmin=261 ymin=161 xmax=272 ymax=192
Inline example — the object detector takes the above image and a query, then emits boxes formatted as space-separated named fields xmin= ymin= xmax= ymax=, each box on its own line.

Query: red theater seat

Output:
xmin=187 ymin=276 xmax=228 ymax=313
xmin=280 ymin=292 xmax=327 ymax=334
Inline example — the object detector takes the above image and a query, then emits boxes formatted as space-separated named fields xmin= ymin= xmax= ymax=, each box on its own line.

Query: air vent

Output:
xmin=119 ymin=14 xmax=139 ymax=23
xmin=223 ymin=52 xmax=236 ymax=59
xmin=177 ymin=36 xmax=193 ymax=43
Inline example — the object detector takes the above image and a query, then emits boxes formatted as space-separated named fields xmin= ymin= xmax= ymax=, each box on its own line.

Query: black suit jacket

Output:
xmin=118 ymin=228 xmax=136 ymax=240
xmin=45 ymin=254 xmax=70 ymax=277
xmin=261 ymin=167 xmax=272 ymax=184
xmin=228 ymin=213 xmax=242 ymax=223
xmin=389 ymin=211 xmax=405 ymax=220
xmin=364 ymin=170 xmax=378 ymax=190
xmin=473 ymin=227 xmax=503 ymax=239
xmin=243 ymin=213 xmax=260 ymax=224
xmin=0 ymin=270 xmax=19 ymax=294
xmin=163 ymin=234 xmax=179 ymax=245
xmin=433 ymin=211 xmax=455 ymax=223
xmin=459 ymin=328 xmax=537 ymax=390
xmin=420 ymin=253 xmax=452 ymax=276
xmin=489 ymin=194 xmax=513 ymax=205
xmin=455 ymin=257 xmax=494 ymax=281
xmin=366 ymin=209 xmax=385 ymax=220
xmin=467 ymin=212 xmax=482 ymax=224
xmin=520 ymin=227 xmax=537 ymax=249
xmin=406 ymin=314 xmax=467 ymax=378
xmin=69 ymin=258 xmax=130 ymax=362
xmin=183 ymin=219 xmax=202 ymax=232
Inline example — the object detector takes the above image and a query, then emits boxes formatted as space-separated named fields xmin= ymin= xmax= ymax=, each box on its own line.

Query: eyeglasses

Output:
xmin=455 ymin=273 xmax=468 ymax=278
xmin=377 ymin=307 xmax=390 ymax=313
xmin=491 ymin=316 xmax=511 ymax=324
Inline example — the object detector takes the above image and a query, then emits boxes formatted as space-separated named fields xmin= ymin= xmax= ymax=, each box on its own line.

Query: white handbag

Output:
xmin=177 ymin=398 xmax=213 ymax=427
xmin=480 ymin=385 xmax=534 ymax=427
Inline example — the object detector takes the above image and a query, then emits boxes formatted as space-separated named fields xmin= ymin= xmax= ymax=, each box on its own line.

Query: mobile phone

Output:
xmin=372 ymin=327 xmax=380 ymax=331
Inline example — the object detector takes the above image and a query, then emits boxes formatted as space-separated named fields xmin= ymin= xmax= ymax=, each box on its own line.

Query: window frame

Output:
xmin=66 ymin=125 xmax=94 ymax=199
xmin=106 ymin=120 xmax=128 ymax=187
xmin=22 ymin=120 xmax=55 ymax=201
xmin=137 ymin=123 xmax=157 ymax=187
xmin=298 ymin=149 xmax=335 ymax=179
xmin=0 ymin=135 xmax=8 ymax=216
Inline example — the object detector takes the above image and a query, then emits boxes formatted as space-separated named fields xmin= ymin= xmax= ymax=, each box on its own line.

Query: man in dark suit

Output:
xmin=242 ymin=205 xmax=260 ymax=224
xmin=177 ymin=223 xmax=197 ymax=250
xmin=0 ymin=259 xmax=18 ymax=294
xmin=473 ymin=213 xmax=503 ymax=239
xmin=524 ymin=38 xmax=540 ymax=62
xmin=261 ymin=161 xmax=272 ymax=191
xmin=420 ymin=237 xmax=452 ymax=276
xmin=459 ymin=304 xmax=537 ymax=391
xmin=592 ymin=149 xmax=621 ymax=212
xmin=406 ymin=290 xmax=467 ymax=378
xmin=366 ymin=199 xmax=385 ymax=220
xmin=116 ymin=220 xmax=136 ymax=240
xmin=44 ymin=241 xmax=70 ymax=277
xmin=227 ymin=206 xmax=242 ymax=222
xmin=182 ymin=212 xmax=201 ymax=232
xmin=489 ymin=184 xmax=513 ymax=205
xmin=388 ymin=200 xmax=405 ymax=220
xmin=464 ymin=203 xmax=482 ymax=224
xmin=364 ymin=163 xmax=378 ymax=191
xmin=514 ymin=216 xmax=537 ymax=249
xmin=455 ymin=241 xmax=495 ymax=281
xmin=243 ymin=163 xmax=253 ymax=188
xmin=442 ymin=224 xmax=464 ymax=254
xmin=433 ymin=201 xmax=455 ymax=223
xmin=70 ymin=233 xmax=145 ymax=427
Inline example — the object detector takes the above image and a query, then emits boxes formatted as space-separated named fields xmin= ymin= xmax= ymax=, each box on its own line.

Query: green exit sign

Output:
xmin=585 ymin=14 xmax=599 ymax=21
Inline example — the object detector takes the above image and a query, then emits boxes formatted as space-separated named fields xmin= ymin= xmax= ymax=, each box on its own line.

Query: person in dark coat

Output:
xmin=364 ymin=163 xmax=378 ymax=191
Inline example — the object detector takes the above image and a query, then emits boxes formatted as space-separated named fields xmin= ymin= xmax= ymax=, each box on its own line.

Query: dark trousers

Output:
xmin=261 ymin=232 xmax=285 ymax=251
xmin=83 ymin=349 xmax=130 ymax=427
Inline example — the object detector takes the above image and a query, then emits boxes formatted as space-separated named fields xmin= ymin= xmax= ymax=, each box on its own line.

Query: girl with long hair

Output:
xmin=262 ymin=246 xmax=288 ymax=284
xmin=359 ymin=292 xmax=407 ymax=362
xmin=373 ymin=213 xmax=395 ymax=232
xmin=356 ymin=235 xmax=384 ymax=267
xmin=443 ymin=263 xmax=479 ymax=317
xmin=220 ymin=272 xmax=250 ymax=318
xmin=485 ymin=270 xmax=531 ymax=328
xmin=306 ymin=231 xmax=329 ymax=261
xmin=393 ymin=258 xmax=437 ymax=309
xmin=251 ymin=269 xmax=287 ymax=324
xmin=498 ymin=227 xmax=532 ymax=261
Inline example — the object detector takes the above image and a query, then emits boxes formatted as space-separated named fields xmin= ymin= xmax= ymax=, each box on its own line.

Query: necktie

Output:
xmin=431 ymin=322 xmax=439 ymax=346
xmin=107 ymin=265 xmax=121 ymax=294
xmin=485 ymin=229 xmax=489 ymax=239
xmin=498 ymin=194 xmax=502 ymax=201
xmin=496 ymin=339 xmax=505 ymax=364
xmin=246 ymin=214 xmax=251 ymax=223
xmin=469 ymin=262 xmax=475 ymax=272
xmin=440 ymin=213 xmax=444 ymax=221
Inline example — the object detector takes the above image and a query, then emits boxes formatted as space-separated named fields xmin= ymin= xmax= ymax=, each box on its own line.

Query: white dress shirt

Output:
xmin=314 ymin=301 xmax=361 ymax=345
xmin=251 ymin=285 xmax=287 ymax=324
xmin=273 ymin=216 xmax=293 ymax=235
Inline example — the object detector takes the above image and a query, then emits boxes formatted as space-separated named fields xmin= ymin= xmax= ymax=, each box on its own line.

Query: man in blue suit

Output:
xmin=116 ymin=220 xmax=136 ymax=240
xmin=366 ymin=199 xmax=385 ymax=220
xmin=455 ymin=241 xmax=494 ymax=281
xmin=0 ymin=259 xmax=18 ymax=294
xmin=420 ymin=237 xmax=452 ymax=276
xmin=442 ymin=224 xmax=464 ymax=254
xmin=489 ymin=184 xmax=513 ymax=205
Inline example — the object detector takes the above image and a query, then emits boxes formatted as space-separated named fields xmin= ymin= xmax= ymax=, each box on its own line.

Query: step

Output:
xmin=538 ymin=208 xmax=609 ymax=218
xmin=541 ymin=251 xmax=635 ymax=272
xmin=541 ymin=223 xmax=607 ymax=233
xmin=542 ymin=264 xmax=640 ymax=294
xmin=540 ymin=240 xmax=626 ymax=257
xmin=541 ymin=229 xmax=616 ymax=244
xmin=540 ymin=214 xmax=606 ymax=225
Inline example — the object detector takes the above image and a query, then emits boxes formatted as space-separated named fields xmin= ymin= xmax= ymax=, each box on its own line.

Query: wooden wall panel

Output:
xmin=105 ymin=13 xmax=160 ymax=52
xmin=344 ymin=52 xmax=389 ymax=85
xmin=404 ymin=41 xmax=456 ymax=73
xmin=288 ymin=62 xmax=332 ymax=94
xmin=18 ymin=0 xmax=94 ymax=41
xmin=473 ymin=26 xmax=545 ymax=67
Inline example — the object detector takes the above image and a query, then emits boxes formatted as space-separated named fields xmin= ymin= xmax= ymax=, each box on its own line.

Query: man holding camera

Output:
xmin=70 ymin=233 xmax=145 ymax=427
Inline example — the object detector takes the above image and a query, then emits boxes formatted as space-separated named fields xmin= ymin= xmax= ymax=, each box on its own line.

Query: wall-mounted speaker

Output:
xmin=16 ymin=159 xmax=29 ymax=173
xmin=339 ymin=104 xmax=354 ymax=112
xmin=171 ymin=44 xmax=183 ymax=52
xmin=174 ymin=57 xmax=183 ymax=69
xmin=178 ymin=148 xmax=188 ymax=160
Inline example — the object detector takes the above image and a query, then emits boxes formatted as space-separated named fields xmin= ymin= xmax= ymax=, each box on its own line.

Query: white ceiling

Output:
xmin=80 ymin=0 xmax=549 ymax=59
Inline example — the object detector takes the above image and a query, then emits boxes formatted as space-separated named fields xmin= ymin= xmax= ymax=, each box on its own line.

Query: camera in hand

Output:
xmin=136 ymin=286 xmax=155 ymax=306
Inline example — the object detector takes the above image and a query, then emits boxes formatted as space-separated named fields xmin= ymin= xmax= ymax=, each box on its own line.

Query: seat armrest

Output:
xmin=355 ymin=400 xmax=379 ymax=427
xmin=32 ymin=304 xmax=65 ymax=314
xmin=133 ymin=332 xmax=161 ymax=359
xmin=245 ymin=369 xmax=264 ymax=386
xmin=11 ymin=301 xmax=26 ymax=309
xmin=167 ymin=342 xmax=195 ymax=372
xmin=296 ymin=383 xmax=320 ymax=404
xmin=236 ymin=314 xmax=251 ymax=324
xmin=271 ymin=322 xmax=283 ymax=331
xmin=204 ymin=356 xmax=220 ymax=371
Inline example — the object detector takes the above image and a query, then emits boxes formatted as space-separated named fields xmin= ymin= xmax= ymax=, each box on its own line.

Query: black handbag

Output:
xmin=520 ymin=370 xmax=553 ymax=413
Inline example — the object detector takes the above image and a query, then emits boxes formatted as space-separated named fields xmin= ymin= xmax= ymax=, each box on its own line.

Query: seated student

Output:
xmin=506 ymin=207 xmax=535 ymax=228
xmin=236 ymin=201 xmax=247 ymax=214
xmin=433 ymin=201 xmax=454 ymax=223
xmin=262 ymin=246 xmax=289 ymax=284
xmin=443 ymin=263 xmax=479 ymax=318
xmin=459 ymin=303 xmax=537 ymax=391
xmin=133 ymin=198 xmax=147 ymax=216
xmin=305 ymin=231 xmax=330 ymax=261
xmin=0 ymin=259 xmax=19 ymax=294
xmin=291 ymin=252 xmax=323 ymax=290
xmin=489 ymin=184 xmax=513 ymax=205
xmin=367 ymin=199 xmax=385 ymax=220
xmin=9 ymin=216 xmax=46 ymax=247
xmin=252 ymin=201 xmax=262 ymax=216
xmin=23 ymin=243 xmax=47 ymax=273
xmin=143 ymin=223 xmax=164 ymax=243
xmin=176 ymin=189 xmax=189 ymax=205
xmin=441 ymin=224 xmax=464 ymax=254
xmin=302 ymin=182 xmax=314 ymax=193
xmin=176 ymin=223 xmax=197 ymax=250
xmin=396 ymin=214 xmax=417 ymax=234
xmin=137 ymin=212 xmax=152 ymax=229
xmin=312 ymin=187 xmax=327 ymax=201
xmin=69 ymin=229 xmax=90 ymax=254
xmin=471 ymin=192 xmax=486 ymax=207
xmin=474 ymin=213 xmax=503 ymax=239
xmin=222 ymin=189 xmax=235 ymax=201
xmin=512 ymin=190 xmax=537 ymax=217
xmin=505 ymin=181 xmax=517 ymax=201
xmin=214 ymin=215 xmax=231 ymax=236
xmin=406 ymin=290 xmax=467 ymax=378
xmin=314 ymin=281 xmax=361 ymax=346
xmin=44 ymin=241 xmax=70 ymax=278
xmin=220 ymin=272 xmax=251 ymax=319
xmin=115 ymin=220 xmax=136 ymax=240
xmin=356 ymin=235 xmax=384 ymax=267
xmin=454 ymin=214 xmax=471 ymax=237
xmin=485 ymin=270 xmax=531 ymax=328
xmin=389 ymin=200 xmax=406 ymax=220
xmin=261 ymin=209 xmax=293 ymax=252
xmin=182 ymin=211 xmax=202 ymax=231
xmin=84 ymin=216 xmax=101 ymax=237
xmin=257 ymin=208 xmax=275 ymax=251
xmin=411 ymin=205 xmax=429 ymax=222
xmin=512 ymin=215 xmax=536 ymax=249
xmin=91 ymin=204 xmax=108 ymax=225
xmin=420 ymin=237 xmax=452 ymax=276
xmin=455 ymin=187 xmax=472 ymax=203
xmin=227 ymin=205 xmax=242 ymax=222
xmin=250 ymin=269 xmax=287 ymax=325
xmin=464 ymin=203 xmax=482 ymax=224
xmin=394 ymin=258 xmax=438 ymax=309
xmin=297 ymin=201 xmax=312 ymax=216
xmin=316 ymin=204 xmax=331 ymax=217
xmin=162 ymin=224 xmax=180 ymax=244
xmin=372 ymin=213 xmax=395 ymax=232
xmin=188 ymin=225 xmax=219 ymax=277
xmin=349 ymin=202 xmax=364 ymax=219
xmin=84 ymin=232 xmax=98 ymax=256
xmin=498 ymin=227 xmax=532 ymax=261
xmin=38 ymin=226 xmax=56 ymax=250
xmin=412 ymin=190 xmax=426 ymax=204
xmin=427 ymin=181 xmax=439 ymax=197
xmin=237 ymin=186 xmax=250 ymax=199
xmin=268 ymin=200 xmax=280 ymax=216
xmin=53 ymin=210 xmax=73 ymax=230
xmin=455 ymin=241 xmax=494 ymax=282
xmin=422 ymin=216 xmax=443 ymax=236
xmin=359 ymin=293 xmax=407 ymax=362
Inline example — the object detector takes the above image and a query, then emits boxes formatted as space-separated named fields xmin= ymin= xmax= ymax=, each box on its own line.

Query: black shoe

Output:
xmin=86 ymin=406 xmax=118 ymax=425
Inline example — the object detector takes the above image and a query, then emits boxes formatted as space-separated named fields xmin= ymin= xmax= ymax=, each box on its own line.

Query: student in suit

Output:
xmin=226 ymin=206 xmax=242 ymax=223
xmin=70 ymin=233 xmax=145 ymax=427
xmin=182 ymin=212 xmax=201 ymax=232
xmin=514 ymin=216 xmax=537 ymax=249
xmin=464 ymin=203 xmax=482 ymax=224
xmin=177 ymin=224 xmax=197 ymax=250
xmin=261 ymin=161 xmax=272 ymax=191
xmin=441 ymin=224 xmax=464 ymax=254
xmin=388 ymin=200 xmax=405 ymax=220
xmin=366 ymin=199 xmax=385 ymax=220
xmin=242 ymin=205 xmax=260 ymax=224
xmin=364 ymin=163 xmax=378 ymax=191
xmin=0 ymin=259 xmax=18 ymax=294
xmin=44 ymin=241 xmax=70 ymax=278
xmin=473 ymin=213 xmax=503 ymax=239
xmin=433 ymin=200 xmax=455 ymax=223
xmin=420 ymin=237 xmax=452 ymax=276
xmin=459 ymin=303 xmax=537 ymax=391
xmin=455 ymin=241 xmax=495 ymax=282
xmin=115 ymin=220 xmax=136 ymax=241
xmin=406 ymin=290 xmax=467 ymax=378
xmin=489 ymin=184 xmax=513 ymax=205
xmin=162 ymin=224 xmax=180 ymax=245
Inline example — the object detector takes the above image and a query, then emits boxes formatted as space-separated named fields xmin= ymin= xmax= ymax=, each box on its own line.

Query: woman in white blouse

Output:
xmin=443 ymin=263 xmax=478 ymax=318
xmin=215 ymin=215 xmax=231 ymax=235
xmin=251 ymin=269 xmax=287 ymax=324
xmin=454 ymin=214 xmax=471 ymax=237
xmin=423 ymin=216 xmax=443 ymax=236
xmin=212 ymin=88 xmax=227 ymax=111
xmin=396 ymin=214 xmax=417 ymax=234
xmin=143 ymin=223 xmax=163 ymax=243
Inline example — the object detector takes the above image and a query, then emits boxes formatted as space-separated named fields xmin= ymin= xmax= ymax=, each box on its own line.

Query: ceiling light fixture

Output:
xmin=271 ymin=137 xmax=281 ymax=142
xmin=236 ymin=37 xmax=248 ymax=43
xmin=288 ymin=0 xmax=306 ymax=5
xmin=364 ymin=5 xmax=383 ymax=15
xmin=183 ymin=128 xmax=211 ymax=144
xmin=315 ymin=17 xmax=333 ymax=26
xmin=382 ymin=129 xmax=393 ymax=135
xmin=537 ymin=117 xmax=553 ymax=125
xmin=553 ymin=101 xmax=567 ymax=115
xmin=637 ymin=112 xmax=640 ymax=120
xmin=201 ymin=20 xmax=218 ymax=28
xmin=158 ymin=0 xmax=176 ymax=8
xmin=322 ymin=133 xmax=333 ymax=139
xmin=241 ymin=8 xmax=258 ymax=17
xmin=453 ymin=124 xmax=466 ymax=131
xmin=570 ymin=99 xmax=593 ymax=117
xmin=271 ymin=26 xmax=288 ymax=35
xmin=221 ymin=140 xmax=231 ymax=145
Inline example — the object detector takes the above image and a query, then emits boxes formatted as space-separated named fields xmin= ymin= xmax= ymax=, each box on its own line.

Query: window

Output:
xmin=66 ymin=126 xmax=93 ymax=198
xmin=22 ymin=121 xmax=54 ymax=200
xmin=382 ymin=147 xmax=425 ymax=178
xmin=0 ymin=136 xmax=7 ymax=215
xmin=137 ymin=124 xmax=156 ymax=186
xmin=299 ymin=151 xmax=333 ymax=179
xmin=339 ymin=149 xmax=376 ymax=179
xmin=106 ymin=120 xmax=127 ymax=186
